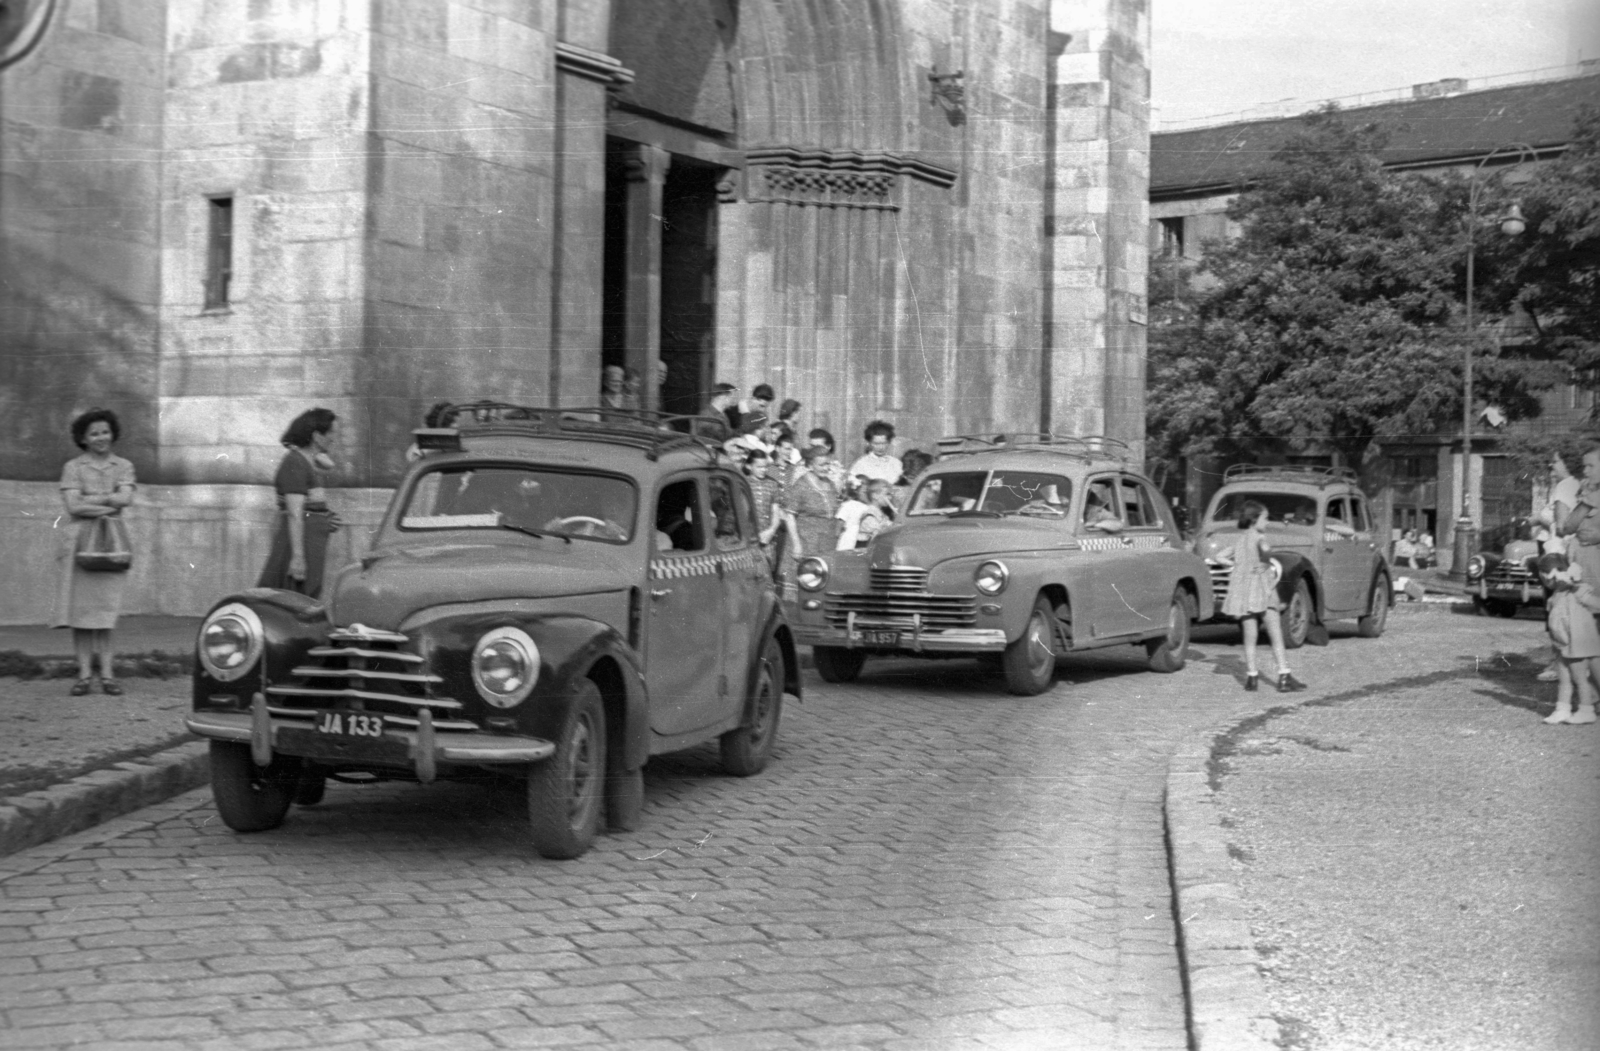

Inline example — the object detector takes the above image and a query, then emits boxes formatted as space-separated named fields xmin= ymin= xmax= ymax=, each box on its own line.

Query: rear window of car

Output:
xmin=1209 ymin=491 xmax=1319 ymax=527
xmin=908 ymin=471 xmax=1073 ymax=517
xmin=399 ymin=465 xmax=637 ymax=543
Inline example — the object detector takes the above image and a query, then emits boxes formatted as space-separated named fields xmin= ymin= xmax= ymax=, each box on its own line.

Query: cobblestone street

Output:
xmin=0 ymin=606 xmax=1557 ymax=1050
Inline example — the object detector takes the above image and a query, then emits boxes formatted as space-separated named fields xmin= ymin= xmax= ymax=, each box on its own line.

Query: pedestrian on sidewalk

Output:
xmin=1216 ymin=499 xmax=1306 ymax=694
xmin=53 ymin=409 xmax=137 ymax=696
xmin=257 ymin=408 xmax=341 ymax=599
xmin=1538 ymin=552 xmax=1600 ymax=725
xmin=849 ymin=419 xmax=903 ymax=486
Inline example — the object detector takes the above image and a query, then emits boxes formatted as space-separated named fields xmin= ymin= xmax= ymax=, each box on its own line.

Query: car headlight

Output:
xmin=974 ymin=560 xmax=1009 ymax=595
xmin=1466 ymin=556 xmax=1486 ymax=579
xmin=797 ymin=557 xmax=829 ymax=592
xmin=472 ymin=626 xmax=540 ymax=708
xmin=198 ymin=603 xmax=265 ymax=682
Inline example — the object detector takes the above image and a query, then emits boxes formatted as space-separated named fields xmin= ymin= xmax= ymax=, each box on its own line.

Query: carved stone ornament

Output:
xmin=741 ymin=147 xmax=957 ymax=210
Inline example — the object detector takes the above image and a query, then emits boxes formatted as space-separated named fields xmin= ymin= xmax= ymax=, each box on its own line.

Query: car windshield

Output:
xmin=399 ymin=465 xmax=637 ymax=543
xmin=907 ymin=471 xmax=1073 ymax=517
xmin=1209 ymin=491 xmax=1319 ymax=527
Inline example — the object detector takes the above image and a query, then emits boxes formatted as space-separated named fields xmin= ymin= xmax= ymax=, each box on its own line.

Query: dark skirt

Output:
xmin=257 ymin=509 xmax=336 ymax=598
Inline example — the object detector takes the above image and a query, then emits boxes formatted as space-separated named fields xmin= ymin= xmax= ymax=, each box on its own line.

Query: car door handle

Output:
xmin=650 ymin=588 xmax=672 ymax=599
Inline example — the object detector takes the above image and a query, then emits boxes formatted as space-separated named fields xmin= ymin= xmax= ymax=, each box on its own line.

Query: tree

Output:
xmin=1477 ymin=105 xmax=1600 ymax=418
xmin=1147 ymin=107 xmax=1549 ymax=473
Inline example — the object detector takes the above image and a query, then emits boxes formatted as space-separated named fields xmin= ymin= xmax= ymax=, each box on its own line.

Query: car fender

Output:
xmin=406 ymin=611 xmax=650 ymax=771
xmin=1269 ymin=552 xmax=1323 ymax=620
xmin=733 ymin=607 xmax=802 ymax=727
xmin=193 ymin=589 xmax=328 ymax=705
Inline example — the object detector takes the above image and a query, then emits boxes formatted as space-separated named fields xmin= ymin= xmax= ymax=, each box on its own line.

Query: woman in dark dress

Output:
xmin=258 ymin=408 xmax=340 ymax=597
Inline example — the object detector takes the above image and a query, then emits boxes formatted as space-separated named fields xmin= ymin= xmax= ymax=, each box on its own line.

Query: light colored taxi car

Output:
xmin=187 ymin=405 xmax=798 ymax=859
xmin=1195 ymin=465 xmax=1391 ymax=646
xmin=788 ymin=434 xmax=1214 ymax=695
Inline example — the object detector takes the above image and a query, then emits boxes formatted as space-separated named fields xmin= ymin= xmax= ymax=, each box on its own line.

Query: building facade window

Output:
xmin=1157 ymin=216 xmax=1184 ymax=258
xmin=204 ymin=195 xmax=233 ymax=310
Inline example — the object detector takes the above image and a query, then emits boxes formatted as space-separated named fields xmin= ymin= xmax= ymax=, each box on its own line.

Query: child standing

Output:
xmin=1217 ymin=500 xmax=1307 ymax=693
xmin=1539 ymin=552 xmax=1600 ymax=725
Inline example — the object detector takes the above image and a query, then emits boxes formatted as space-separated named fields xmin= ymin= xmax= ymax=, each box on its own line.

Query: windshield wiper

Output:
xmin=947 ymin=508 xmax=1002 ymax=519
xmin=496 ymin=521 xmax=569 ymax=544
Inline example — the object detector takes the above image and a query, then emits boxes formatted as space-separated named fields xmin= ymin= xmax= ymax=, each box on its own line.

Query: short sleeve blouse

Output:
xmin=273 ymin=449 xmax=327 ymax=510
xmin=59 ymin=454 xmax=136 ymax=506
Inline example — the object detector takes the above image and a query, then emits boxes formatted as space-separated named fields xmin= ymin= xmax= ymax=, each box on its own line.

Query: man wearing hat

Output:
xmin=709 ymin=382 xmax=741 ymax=431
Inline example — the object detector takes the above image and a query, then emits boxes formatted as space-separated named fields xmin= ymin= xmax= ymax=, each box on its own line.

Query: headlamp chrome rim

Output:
xmin=974 ymin=560 xmax=1009 ymax=595
xmin=796 ymin=557 xmax=829 ymax=592
xmin=472 ymin=626 xmax=540 ymax=708
xmin=1466 ymin=556 xmax=1486 ymax=579
xmin=198 ymin=602 xmax=265 ymax=682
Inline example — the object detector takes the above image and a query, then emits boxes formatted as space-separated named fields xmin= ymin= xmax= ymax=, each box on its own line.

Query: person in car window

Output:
xmin=1083 ymin=482 xmax=1123 ymax=532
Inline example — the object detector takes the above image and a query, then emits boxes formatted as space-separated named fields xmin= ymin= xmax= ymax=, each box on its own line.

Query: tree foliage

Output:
xmin=1148 ymin=107 xmax=1553 ymax=473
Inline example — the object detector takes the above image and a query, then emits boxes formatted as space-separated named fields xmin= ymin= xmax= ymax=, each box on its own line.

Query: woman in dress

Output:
xmin=258 ymin=408 xmax=340 ymax=597
xmin=54 ymin=408 xmax=137 ymax=695
xmin=1558 ymin=444 xmax=1600 ymax=589
xmin=785 ymin=445 xmax=841 ymax=560
xmin=1216 ymin=500 xmax=1306 ymax=694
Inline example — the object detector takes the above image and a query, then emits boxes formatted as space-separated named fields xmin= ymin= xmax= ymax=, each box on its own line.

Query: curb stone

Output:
xmin=1167 ymin=721 xmax=1280 ymax=1051
xmin=0 ymin=740 xmax=210 ymax=858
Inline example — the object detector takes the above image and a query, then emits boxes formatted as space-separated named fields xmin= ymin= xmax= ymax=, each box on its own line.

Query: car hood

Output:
xmin=862 ymin=515 xmax=1083 ymax=568
xmin=327 ymin=540 xmax=634 ymax=631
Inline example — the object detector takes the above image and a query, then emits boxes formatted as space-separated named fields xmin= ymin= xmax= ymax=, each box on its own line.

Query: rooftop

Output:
xmin=1151 ymin=70 xmax=1600 ymax=199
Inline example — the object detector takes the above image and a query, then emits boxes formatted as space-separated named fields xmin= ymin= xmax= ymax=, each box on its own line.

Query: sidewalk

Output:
xmin=0 ymin=614 xmax=202 ymax=661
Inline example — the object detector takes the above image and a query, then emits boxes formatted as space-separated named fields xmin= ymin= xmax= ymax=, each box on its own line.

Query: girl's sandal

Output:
xmin=70 ymin=678 xmax=94 ymax=696
xmin=100 ymin=679 xmax=124 ymax=696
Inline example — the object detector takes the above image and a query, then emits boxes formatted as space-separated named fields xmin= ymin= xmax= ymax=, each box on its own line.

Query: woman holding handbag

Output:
xmin=258 ymin=408 xmax=341 ymax=598
xmin=53 ymin=408 xmax=136 ymax=696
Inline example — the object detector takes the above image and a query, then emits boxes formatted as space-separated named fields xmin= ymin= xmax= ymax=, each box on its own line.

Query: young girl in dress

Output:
xmin=1538 ymin=552 xmax=1600 ymax=725
xmin=1217 ymin=500 xmax=1307 ymax=693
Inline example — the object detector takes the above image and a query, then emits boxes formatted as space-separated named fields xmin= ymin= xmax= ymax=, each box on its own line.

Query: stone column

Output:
xmin=623 ymin=143 xmax=670 ymax=412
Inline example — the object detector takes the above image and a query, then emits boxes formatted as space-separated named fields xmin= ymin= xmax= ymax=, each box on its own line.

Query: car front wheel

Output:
xmin=1357 ymin=573 xmax=1390 ymax=637
xmin=813 ymin=645 xmax=865 ymax=683
xmin=209 ymin=742 xmax=299 ymax=833
xmin=1146 ymin=588 xmax=1192 ymax=672
xmin=721 ymin=637 xmax=784 ymax=777
xmin=1002 ymin=595 xmax=1059 ymax=696
xmin=527 ymin=680 xmax=606 ymax=860
xmin=1281 ymin=578 xmax=1312 ymax=649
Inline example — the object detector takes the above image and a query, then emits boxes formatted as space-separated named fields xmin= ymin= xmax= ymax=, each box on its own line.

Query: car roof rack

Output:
xmin=935 ymin=433 xmax=1131 ymax=462
xmin=1222 ymin=463 xmax=1359 ymax=486
xmin=413 ymin=403 xmax=732 ymax=461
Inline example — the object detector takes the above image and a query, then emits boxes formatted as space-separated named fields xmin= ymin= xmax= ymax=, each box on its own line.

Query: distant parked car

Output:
xmin=187 ymin=405 xmax=797 ymax=859
xmin=1465 ymin=519 xmax=1544 ymax=618
xmin=787 ymin=434 xmax=1215 ymax=695
xmin=1194 ymin=465 xmax=1391 ymax=647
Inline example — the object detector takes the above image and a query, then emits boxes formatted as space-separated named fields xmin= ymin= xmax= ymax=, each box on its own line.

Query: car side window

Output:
xmin=731 ymin=476 xmax=760 ymax=540
xmin=1123 ymin=476 xmax=1169 ymax=531
xmin=1083 ymin=476 xmax=1122 ymax=530
xmin=1325 ymin=496 xmax=1347 ymax=523
xmin=654 ymin=479 xmax=704 ymax=553
xmin=1325 ymin=496 xmax=1355 ymax=536
xmin=707 ymin=475 xmax=742 ymax=551
xmin=1349 ymin=496 xmax=1369 ymax=533
xmin=1114 ymin=478 xmax=1149 ymax=527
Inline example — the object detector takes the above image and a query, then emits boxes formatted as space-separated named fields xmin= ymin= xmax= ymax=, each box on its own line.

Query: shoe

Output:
xmin=1569 ymin=707 xmax=1597 ymax=725
xmin=100 ymin=679 xmax=124 ymax=696
xmin=1544 ymin=706 xmax=1573 ymax=725
xmin=1537 ymin=667 xmax=1560 ymax=683
xmin=69 ymin=678 xmax=94 ymax=697
xmin=1277 ymin=673 xmax=1307 ymax=693
xmin=1244 ymin=673 xmax=1259 ymax=692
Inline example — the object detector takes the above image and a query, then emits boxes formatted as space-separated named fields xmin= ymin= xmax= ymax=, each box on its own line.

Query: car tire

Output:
xmin=1281 ymin=578 xmax=1312 ymax=650
xmin=721 ymin=637 xmax=784 ymax=777
xmin=813 ymin=645 xmax=865 ymax=683
xmin=209 ymin=741 xmax=298 ymax=833
xmin=527 ymin=680 xmax=606 ymax=860
xmin=1002 ymin=595 xmax=1058 ymax=696
xmin=1356 ymin=573 xmax=1391 ymax=637
xmin=293 ymin=770 xmax=327 ymax=807
xmin=1146 ymin=588 xmax=1192 ymax=673
xmin=1483 ymin=599 xmax=1519 ymax=618
xmin=605 ymin=766 xmax=644 ymax=833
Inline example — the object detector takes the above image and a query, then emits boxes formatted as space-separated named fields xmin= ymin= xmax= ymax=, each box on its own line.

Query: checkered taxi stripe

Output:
xmin=1076 ymin=534 xmax=1172 ymax=552
xmin=650 ymin=547 xmax=768 ymax=579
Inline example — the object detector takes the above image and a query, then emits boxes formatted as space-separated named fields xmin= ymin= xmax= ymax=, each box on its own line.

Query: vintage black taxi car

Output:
xmin=187 ymin=405 xmax=798 ymax=859
xmin=1465 ymin=520 xmax=1544 ymax=617
xmin=1195 ymin=465 xmax=1391 ymax=647
xmin=788 ymin=434 xmax=1214 ymax=695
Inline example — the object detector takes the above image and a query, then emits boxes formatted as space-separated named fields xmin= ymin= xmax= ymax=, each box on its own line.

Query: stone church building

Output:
xmin=0 ymin=0 xmax=1151 ymax=619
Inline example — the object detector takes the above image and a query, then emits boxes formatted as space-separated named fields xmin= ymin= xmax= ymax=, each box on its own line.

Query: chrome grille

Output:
xmin=870 ymin=566 xmax=930 ymax=592
xmin=824 ymin=593 xmax=977 ymax=629
xmin=1486 ymin=561 xmax=1537 ymax=585
xmin=1208 ymin=562 xmax=1230 ymax=595
xmin=265 ymin=629 xmax=470 ymax=727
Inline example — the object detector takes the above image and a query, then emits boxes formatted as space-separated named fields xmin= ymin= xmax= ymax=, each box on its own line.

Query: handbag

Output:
xmin=74 ymin=515 xmax=133 ymax=573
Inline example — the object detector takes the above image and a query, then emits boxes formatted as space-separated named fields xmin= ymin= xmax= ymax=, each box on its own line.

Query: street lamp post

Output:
xmin=1450 ymin=145 xmax=1533 ymax=579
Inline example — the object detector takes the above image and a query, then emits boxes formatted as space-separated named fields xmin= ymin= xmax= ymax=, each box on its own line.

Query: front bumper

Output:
xmin=186 ymin=693 xmax=555 ymax=783
xmin=1474 ymin=578 xmax=1544 ymax=605
xmin=794 ymin=612 xmax=1007 ymax=653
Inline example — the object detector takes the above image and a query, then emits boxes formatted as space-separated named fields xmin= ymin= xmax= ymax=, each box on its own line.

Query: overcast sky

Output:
xmin=1150 ymin=0 xmax=1600 ymax=128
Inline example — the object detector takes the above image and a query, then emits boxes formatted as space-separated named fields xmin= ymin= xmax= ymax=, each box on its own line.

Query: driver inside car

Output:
xmin=1083 ymin=483 xmax=1124 ymax=533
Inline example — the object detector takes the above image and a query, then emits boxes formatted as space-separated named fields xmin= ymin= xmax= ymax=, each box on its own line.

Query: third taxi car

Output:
xmin=789 ymin=435 xmax=1214 ymax=695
